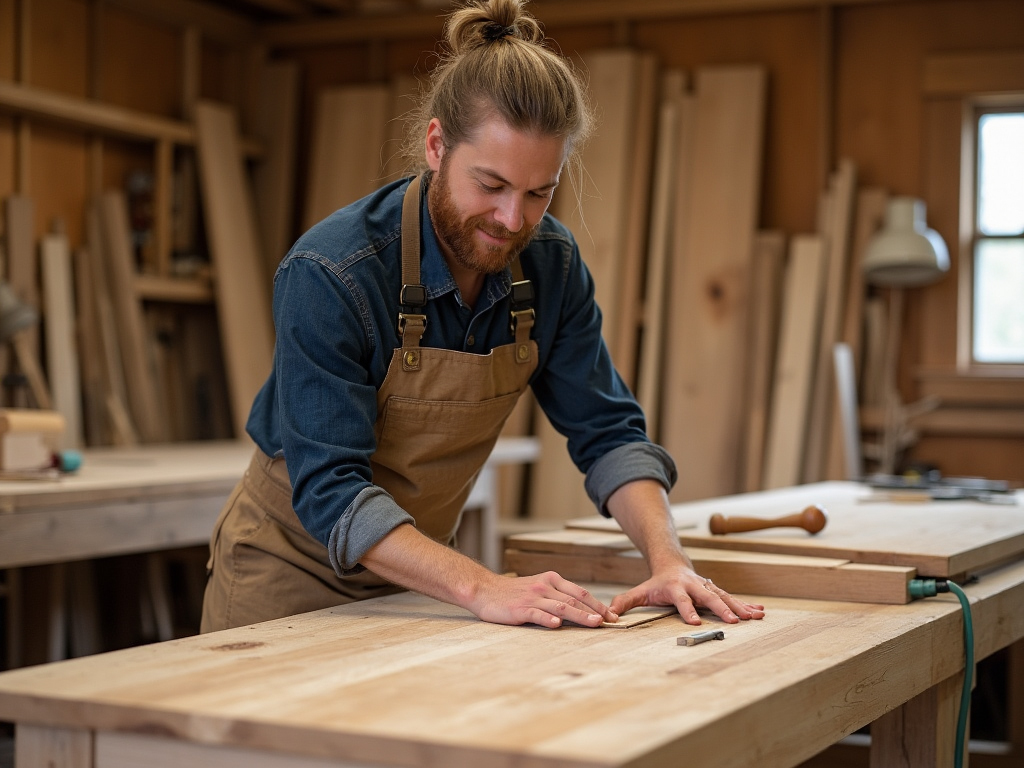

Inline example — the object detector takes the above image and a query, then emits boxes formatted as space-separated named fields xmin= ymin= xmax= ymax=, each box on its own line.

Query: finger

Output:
xmin=543 ymin=597 xmax=605 ymax=627
xmin=674 ymin=593 xmax=702 ymax=626
xmin=609 ymin=586 xmax=646 ymax=617
xmin=549 ymin=576 xmax=618 ymax=621
xmin=703 ymin=583 xmax=765 ymax=620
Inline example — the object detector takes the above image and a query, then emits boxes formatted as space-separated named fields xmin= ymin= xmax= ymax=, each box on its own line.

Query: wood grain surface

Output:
xmin=566 ymin=481 xmax=1024 ymax=578
xmin=5 ymin=564 xmax=1024 ymax=768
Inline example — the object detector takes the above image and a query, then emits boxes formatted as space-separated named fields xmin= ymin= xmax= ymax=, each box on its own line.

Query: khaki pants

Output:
xmin=200 ymin=450 xmax=402 ymax=633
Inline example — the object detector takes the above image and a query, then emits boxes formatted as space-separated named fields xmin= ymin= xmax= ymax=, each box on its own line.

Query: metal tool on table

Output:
xmin=709 ymin=505 xmax=828 ymax=535
xmin=677 ymin=630 xmax=725 ymax=646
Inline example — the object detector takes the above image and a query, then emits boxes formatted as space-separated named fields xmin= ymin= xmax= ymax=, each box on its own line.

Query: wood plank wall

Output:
xmin=2 ymin=0 xmax=1023 ymax=483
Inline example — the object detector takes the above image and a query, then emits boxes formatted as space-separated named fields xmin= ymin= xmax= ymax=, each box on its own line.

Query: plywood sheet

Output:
xmin=567 ymin=480 xmax=1024 ymax=578
xmin=194 ymin=100 xmax=275 ymax=438
xmin=661 ymin=66 xmax=767 ymax=503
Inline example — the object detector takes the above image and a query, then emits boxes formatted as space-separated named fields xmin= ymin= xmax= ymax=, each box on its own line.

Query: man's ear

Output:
xmin=425 ymin=118 xmax=445 ymax=172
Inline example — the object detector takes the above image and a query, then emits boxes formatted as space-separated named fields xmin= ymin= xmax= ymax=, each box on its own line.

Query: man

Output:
xmin=201 ymin=0 xmax=765 ymax=633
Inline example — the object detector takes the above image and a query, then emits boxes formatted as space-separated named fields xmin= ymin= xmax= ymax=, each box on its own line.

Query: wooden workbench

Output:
xmin=0 ymin=558 xmax=1021 ymax=768
xmin=0 ymin=441 xmax=253 ymax=570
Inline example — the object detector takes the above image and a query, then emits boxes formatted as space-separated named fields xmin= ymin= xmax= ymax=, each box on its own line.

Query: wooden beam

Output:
xmin=261 ymin=0 xmax=911 ymax=48
xmin=103 ymin=0 xmax=255 ymax=45
xmin=15 ymin=725 xmax=92 ymax=768
xmin=0 ymin=80 xmax=264 ymax=155
xmin=923 ymin=50 xmax=1024 ymax=97
xmin=860 ymin=405 xmax=1024 ymax=437
xmin=504 ymin=530 xmax=914 ymax=605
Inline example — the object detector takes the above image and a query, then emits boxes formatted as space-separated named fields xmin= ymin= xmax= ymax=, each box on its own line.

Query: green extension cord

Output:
xmin=908 ymin=578 xmax=974 ymax=768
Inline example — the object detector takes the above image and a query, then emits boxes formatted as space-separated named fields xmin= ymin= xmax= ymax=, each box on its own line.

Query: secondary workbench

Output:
xmin=0 ymin=482 xmax=1021 ymax=767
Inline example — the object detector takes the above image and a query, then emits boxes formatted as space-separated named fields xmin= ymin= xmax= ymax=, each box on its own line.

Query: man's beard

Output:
xmin=428 ymin=162 xmax=538 ymax=275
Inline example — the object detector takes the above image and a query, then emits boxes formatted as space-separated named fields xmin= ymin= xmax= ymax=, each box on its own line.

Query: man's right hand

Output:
xmin=469 ymin=571 xmax=619 ymax=628
xmin=361 ymin=524 xmax=618 ymax=629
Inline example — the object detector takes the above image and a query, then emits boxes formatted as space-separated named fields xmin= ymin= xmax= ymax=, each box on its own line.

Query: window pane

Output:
xmin=978 ymin=113 xmax=1024 ymax=236
xmin=974 ymin=238 xmax=1024 ymax=363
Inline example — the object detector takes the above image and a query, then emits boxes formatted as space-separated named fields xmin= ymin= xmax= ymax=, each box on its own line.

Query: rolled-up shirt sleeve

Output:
xmin=262 ymin=252 xmax=413 ymax=576
xmin=527 ymin=233 xmax=678 ymax=516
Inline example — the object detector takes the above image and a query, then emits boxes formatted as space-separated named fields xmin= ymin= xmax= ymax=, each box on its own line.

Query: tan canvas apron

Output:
xmin=201 ymin=176 xmax=539 ymax=632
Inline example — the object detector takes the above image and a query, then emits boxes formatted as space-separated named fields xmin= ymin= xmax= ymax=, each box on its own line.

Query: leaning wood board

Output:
xmin=661 ymin=66 xmax=767 ymax=503
xmin=530 ymin=49 xmax=656 ymax=522
xmin=194 ymin=101 xmax=275 ymax=438
xmin=3 ymin=569 xmax=1018 ymax=768
xmin=505 ymin=529 xmax=913 ymax=604
xmin=304 ymin=84 xmax=392 ymax=230
xmin=566 ymin=481 xmax=1024 ymax=578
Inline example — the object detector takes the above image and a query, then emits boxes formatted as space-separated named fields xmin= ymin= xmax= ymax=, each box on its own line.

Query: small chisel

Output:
xmin=677 ymin=630 xmax=725 ymax=646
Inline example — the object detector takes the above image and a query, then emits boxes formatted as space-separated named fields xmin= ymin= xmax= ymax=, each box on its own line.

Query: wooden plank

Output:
xmin=40 ymin=230 xmax=83 ymax=449
xmin=742 ymin=231 xmax=785 ymax=492
xmin=73 ymin=245 xmax=108 ymax=446
xmin=566 ymin=481 xmax=1024 ymax=578
xmin=762 ymin=235 xmax=825 ymax=489
xmin=613 ymin=52 xmax=658 ymax=390
xmin=98 ymin=193 xmax=165 ymax=444
xmin=823 ymin=187 xmax=887 ymax=479
xmin=504 ymin=541 xmax=914 ymax=605
xmin=923 ymin=50 xmax=1024 ymax=96
xmin=803 ymin=159 xmax=857 ymax=483
xmin=84 ymin=205 xmax=137 ymax=446
xmin=251 ymin=59 xmax=300 ymax=280
xmin=15 ymin=724 xmax=92 ymax=768
xmin=194 ymin=100 xmax=275 ymax=438
xmin=303 ymin=84 xmax=392 ymax=230
xmin=529 ymin=49 xmax=655 ymax=522
xmin=661 ymin=66 xmax=767 ymax=503
xmin=637 ymin=70 xmax=689 ymax=441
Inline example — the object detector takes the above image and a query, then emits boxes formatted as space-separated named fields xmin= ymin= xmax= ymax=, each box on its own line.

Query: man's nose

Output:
xmin=494 ymin=194 xmax=524 ymax=233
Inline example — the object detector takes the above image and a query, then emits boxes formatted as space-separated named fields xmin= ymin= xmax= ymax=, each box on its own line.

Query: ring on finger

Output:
xmin=703 ymin=578 xmax=715 ymax=592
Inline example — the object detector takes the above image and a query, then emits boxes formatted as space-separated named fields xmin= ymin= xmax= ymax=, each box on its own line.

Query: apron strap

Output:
xmin=509 ymin=257 xmax=535 ymax=362
xmin=397 ymin=174 xmax=536 ymax=368
xmin=398 ymin=176 xmax=427 ymax=367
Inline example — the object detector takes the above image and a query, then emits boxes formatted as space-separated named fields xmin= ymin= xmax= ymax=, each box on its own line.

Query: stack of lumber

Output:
xmin=506 ymin=480 xmax=1024 ymax=605
xmin=1 ymin=98 xmax=275 ymax=447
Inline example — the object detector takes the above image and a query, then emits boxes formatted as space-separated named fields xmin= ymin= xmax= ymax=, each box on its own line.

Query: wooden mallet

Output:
xmin=708 ymin=505 xmax=828 ymax=535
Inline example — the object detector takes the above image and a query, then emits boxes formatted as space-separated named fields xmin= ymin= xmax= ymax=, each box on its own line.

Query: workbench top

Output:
xmin=570 ymin=481 xmax=1024 ymax=577
xmin=3 ymin=562 xmax=1024 ymax=768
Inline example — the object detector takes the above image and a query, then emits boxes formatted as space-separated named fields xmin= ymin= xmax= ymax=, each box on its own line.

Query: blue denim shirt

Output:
xmin=247 ymin=175 xmax=677 ymax=575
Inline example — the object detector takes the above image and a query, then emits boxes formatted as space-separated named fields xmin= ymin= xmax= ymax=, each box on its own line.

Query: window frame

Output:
xmin=957 ymin=93 xmax=1024 ymax=373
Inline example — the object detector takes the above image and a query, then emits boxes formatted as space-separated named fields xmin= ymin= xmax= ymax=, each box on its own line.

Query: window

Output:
xmin=970 ymin=108 xmax=1024 ymax=365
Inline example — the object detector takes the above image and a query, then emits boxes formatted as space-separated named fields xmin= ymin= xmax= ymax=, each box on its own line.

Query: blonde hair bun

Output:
xmin=445 ymin=0 xmax=544 ymax=55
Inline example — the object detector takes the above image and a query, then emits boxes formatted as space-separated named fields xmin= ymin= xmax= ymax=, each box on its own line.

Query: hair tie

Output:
xmin=482 ymin=22 xmax=515 ymax=42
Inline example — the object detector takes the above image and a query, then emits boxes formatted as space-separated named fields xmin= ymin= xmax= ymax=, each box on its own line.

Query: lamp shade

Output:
xmin=863 ymin=197 xmax=949 ymax=287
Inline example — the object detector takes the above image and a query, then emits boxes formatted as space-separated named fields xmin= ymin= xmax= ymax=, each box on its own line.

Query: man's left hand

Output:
xmin=610 ymin=567 xmax=765 ymax=625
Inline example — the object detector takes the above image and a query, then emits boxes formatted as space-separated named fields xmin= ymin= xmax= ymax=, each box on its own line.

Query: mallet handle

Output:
xmin=708 ymin=505 xmax=827 ymax=535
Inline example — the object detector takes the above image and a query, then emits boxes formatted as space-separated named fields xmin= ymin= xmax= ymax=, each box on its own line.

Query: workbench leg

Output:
xmin=15 ymin=724 xmax=93 ymax=768
xmin=1008 ymin=639 xmax=1024 ymax=755
xmin=869 ymin=672 xmax=965 ymax=768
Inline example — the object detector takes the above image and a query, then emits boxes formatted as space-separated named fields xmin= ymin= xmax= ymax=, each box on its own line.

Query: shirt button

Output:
xmin=467 ymin=335 xmax=475 ymax=346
